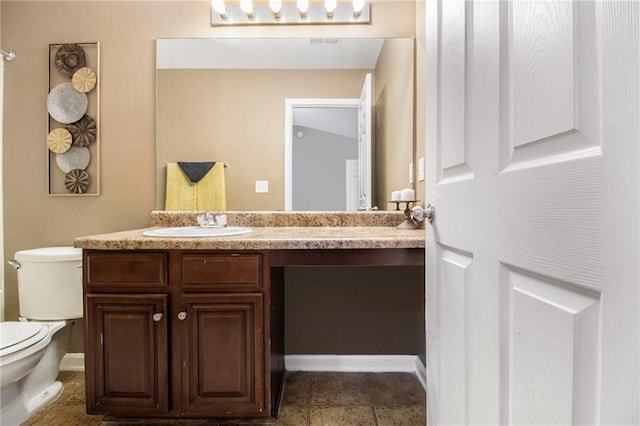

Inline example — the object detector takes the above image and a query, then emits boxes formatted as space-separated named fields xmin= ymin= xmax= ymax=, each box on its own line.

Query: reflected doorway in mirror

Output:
xmin=285 ymin=74 xmax=371 ymax=212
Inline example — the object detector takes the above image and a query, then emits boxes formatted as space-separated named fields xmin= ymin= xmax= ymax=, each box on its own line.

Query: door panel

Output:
xmin=511 ymin=0 xmax=575 ymax=146
xmin=346 ymin=159 xmax=359 ymax=211
xmin=440 ymin=0 xmax=473 ymax=183
xmin=437 ymin=245 xmax=473 ymax=425
xmin=501 ymin=0 xmax=601 ymax=172
xmin=504 ymin=265 xmax=599 ymax=425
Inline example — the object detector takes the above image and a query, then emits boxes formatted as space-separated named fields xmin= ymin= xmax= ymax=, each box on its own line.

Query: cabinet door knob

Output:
xmin=152 ymin=313 xmax=163 ymax=322
xmin=177 ymin=311 xmax=187 ymax=321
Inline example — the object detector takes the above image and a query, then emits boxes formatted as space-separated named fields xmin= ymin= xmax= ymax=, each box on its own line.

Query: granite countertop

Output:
xmin=74 ymin=226 xmax=425 ymax=251
xmin=74 ymin=211 xmax=425 ymax=251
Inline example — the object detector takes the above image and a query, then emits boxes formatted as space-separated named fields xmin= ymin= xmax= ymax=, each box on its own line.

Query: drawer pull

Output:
xmin=152 ymin=313 xmax=163 ymax=322
xmin=177 ymin=311 xmax=187 ymax=321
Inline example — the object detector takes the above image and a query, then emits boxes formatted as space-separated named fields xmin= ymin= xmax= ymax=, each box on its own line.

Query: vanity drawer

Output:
xmin=85 ymin=251 xmax=168 ymax=292
xmin=181 ymin=253 xmax=262 ymax=292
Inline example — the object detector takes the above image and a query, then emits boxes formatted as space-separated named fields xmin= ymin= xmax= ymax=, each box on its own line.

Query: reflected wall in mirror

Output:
xmin=156 ymin=37 xmax=414 ymax=211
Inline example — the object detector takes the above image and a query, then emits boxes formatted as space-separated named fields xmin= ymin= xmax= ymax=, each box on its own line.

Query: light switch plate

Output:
xmin=255 ymin=180 xmax=269 ymax=193
xmin=418 ymin=157 xmax=425 ymax=182
xmin=409 ymin=163 xmax=414 ymax=184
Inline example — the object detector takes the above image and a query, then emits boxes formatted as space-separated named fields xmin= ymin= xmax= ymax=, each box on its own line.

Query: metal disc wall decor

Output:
xmin=47 ymin=128 xmax=72 ymax=153
xmin=56 ymin=146 xmax=90 ymax=173
xmin=54 ymin=44 xmax=86 ymax=78
xmin=48 ymin=42 xmax=100 ymax=196
xmin=65 ymin=169 xmax=90 ymax=194
xmin=72 ymin=67 xmax=97 ymax=93
xmin=67 ymin=115 xmax=96 ymax=147
xmin=47 ymin=83 xmax=88 ymax=124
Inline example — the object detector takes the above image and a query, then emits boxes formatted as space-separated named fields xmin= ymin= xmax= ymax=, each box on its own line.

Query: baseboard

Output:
xmin=59 ymin=353 xmax=428 ymax=392
xmin=414 ymin=356 xmax=427 ymax=391
xmin=60 ymin=352 xmax=84 ymax=371
xmin=286 ymin=354 xmax=424 ymax=375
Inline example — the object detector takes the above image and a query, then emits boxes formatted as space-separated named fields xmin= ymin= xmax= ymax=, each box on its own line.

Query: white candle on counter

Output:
xmin=400 ymin=188 xmax=415 ymax=201
xmin=391 ymin=191 xmax=401 ymax=201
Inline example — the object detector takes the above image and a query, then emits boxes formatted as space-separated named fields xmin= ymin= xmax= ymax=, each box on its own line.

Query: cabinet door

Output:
xmin=85 ymin=294 xmax=169 ymax=416
xmin=180 ymin=293 xmax=265 ymax=417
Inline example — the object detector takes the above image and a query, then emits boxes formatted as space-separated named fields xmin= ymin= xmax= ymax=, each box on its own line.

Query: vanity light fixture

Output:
xmin=352 ymin=0 xmax=365 ymax=17
xmin=211 ymin=0 xmax=370 ymax=26
xmin=211 ymin=0 xmax=228 ymax=19
xmin=269 ymin=0 xmax=282 ymax=19
xmin=296 ymin=0 xmax=309 ymax=18
xmin=324 ymin=0 xmax=336 ymax=18
xmin=239 ymin=0 xmax=255 ymax=18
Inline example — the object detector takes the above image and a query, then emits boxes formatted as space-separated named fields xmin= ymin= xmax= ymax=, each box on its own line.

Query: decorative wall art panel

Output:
xmin=48 ymin=42 xmax=100 ymax=196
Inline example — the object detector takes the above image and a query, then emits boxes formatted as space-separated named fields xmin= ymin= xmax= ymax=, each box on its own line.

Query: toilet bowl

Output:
xmin=0 ymin=247 xmax=82 ymax=425
xmin=0 ymin=320 xmax=74 ymax=425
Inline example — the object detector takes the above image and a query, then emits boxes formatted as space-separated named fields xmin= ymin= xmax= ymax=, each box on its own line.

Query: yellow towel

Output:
xmin=165 ymin=162 xmax=227 ymax=211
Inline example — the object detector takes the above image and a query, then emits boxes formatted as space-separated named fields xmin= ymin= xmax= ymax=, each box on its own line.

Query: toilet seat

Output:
xmin=0 ymin=322 xmax=49 ymax=358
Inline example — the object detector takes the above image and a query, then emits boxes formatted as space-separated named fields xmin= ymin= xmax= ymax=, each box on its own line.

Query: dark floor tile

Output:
xmin=375 ymin=403 xmax=426 ymax=426
xmin=275 ymin=405 xmax=308 ymax=426
xmin=367 ymin=372 xmax=426 ymax=406
xmin=23 ymin=401 xmax=103 ymax=426
xmin=281 ymin=371 xmax=313 ymax=405
xmin=310 ymin=372 xmax=371 ymax=406
xmin=22 ymin=370 xmax=426 ymax=426
xmin=309 ymin=406 xmax=376 ymax=426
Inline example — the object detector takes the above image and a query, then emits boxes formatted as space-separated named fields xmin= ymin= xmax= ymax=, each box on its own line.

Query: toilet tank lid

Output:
xmin=14 ymin=246 xmax=82 ymax=262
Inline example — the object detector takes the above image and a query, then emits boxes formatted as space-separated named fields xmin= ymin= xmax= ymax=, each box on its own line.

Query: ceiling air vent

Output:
xmin=309 ymin=38 xmax=341 ymax=47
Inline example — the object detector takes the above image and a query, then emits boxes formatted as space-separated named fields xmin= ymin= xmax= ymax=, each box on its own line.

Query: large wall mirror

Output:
xmin=156 ymin=37 xmax=415 ymax=211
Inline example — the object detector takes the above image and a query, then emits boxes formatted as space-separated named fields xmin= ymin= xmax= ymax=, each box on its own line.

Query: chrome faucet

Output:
xmin=197 ymin=212 xmax=227 ymax=227
xmin=204 ymin=212 xmax=214 ymax=225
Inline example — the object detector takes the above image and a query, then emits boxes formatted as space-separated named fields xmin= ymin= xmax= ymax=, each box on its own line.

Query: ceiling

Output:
xmin=293 ymin=106 xmax=359 ymax=140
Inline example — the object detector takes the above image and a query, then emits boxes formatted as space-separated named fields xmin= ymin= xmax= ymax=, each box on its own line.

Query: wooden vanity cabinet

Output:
xmin=84 ymin=293 xmax=169 ymax=416
xmin=83 ymin=250 xmax=276 ymax=419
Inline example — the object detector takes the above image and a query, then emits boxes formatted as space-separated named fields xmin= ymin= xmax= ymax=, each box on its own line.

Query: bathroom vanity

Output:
xmin=75 ymin=211 xmax=425 ymax=420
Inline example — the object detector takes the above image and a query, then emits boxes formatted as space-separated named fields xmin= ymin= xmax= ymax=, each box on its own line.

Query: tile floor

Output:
xmin=22 ymin=370 xmax=426 ymax=426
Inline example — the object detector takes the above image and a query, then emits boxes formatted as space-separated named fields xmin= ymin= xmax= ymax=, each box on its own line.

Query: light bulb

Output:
xmin=269 ymin=0 xmax=282 ymax=18
xmin=325 ymin=0 xmax=337 ymax=17
xmin=211 ymin=0 xmax=227 ymax=19
xmin=297 ymin=0 xmax=309 ymax=17
xmin=240 ymin=0 xmax=254 ymax=18
xmin=352 ymin=0 xmax=365 ymax=17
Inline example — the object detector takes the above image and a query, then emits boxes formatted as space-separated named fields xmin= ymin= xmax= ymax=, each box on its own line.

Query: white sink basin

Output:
xmin=143 ymin=226 xmax=252 ymax=238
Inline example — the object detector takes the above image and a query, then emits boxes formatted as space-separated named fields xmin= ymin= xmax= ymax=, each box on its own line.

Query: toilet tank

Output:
xmin=14 ymin=247 xmax=83 ymax=320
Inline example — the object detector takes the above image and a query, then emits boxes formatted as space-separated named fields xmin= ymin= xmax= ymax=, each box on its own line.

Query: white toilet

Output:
xmin=0 ymin=246 xmax=83 ymax=426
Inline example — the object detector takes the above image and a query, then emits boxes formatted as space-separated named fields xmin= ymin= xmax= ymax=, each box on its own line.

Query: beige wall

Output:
xmin=157 ymin=68 xmax=369 ymax=210
xmin=2 ymin=1 xmax=423 ymax=355
xmin=374 ymin=37 xmax=415 ymax=209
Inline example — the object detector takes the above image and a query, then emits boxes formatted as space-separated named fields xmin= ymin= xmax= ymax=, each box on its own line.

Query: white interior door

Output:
xmin=0 ymin=57 xmax=5 ymax=321
xmin=357 ymin=73 xmax=372 ymax=210
xmin=345 ymin=159 xmax=358 ymax=211
xmin=425 ymin=0 xmax=639 ymax=424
